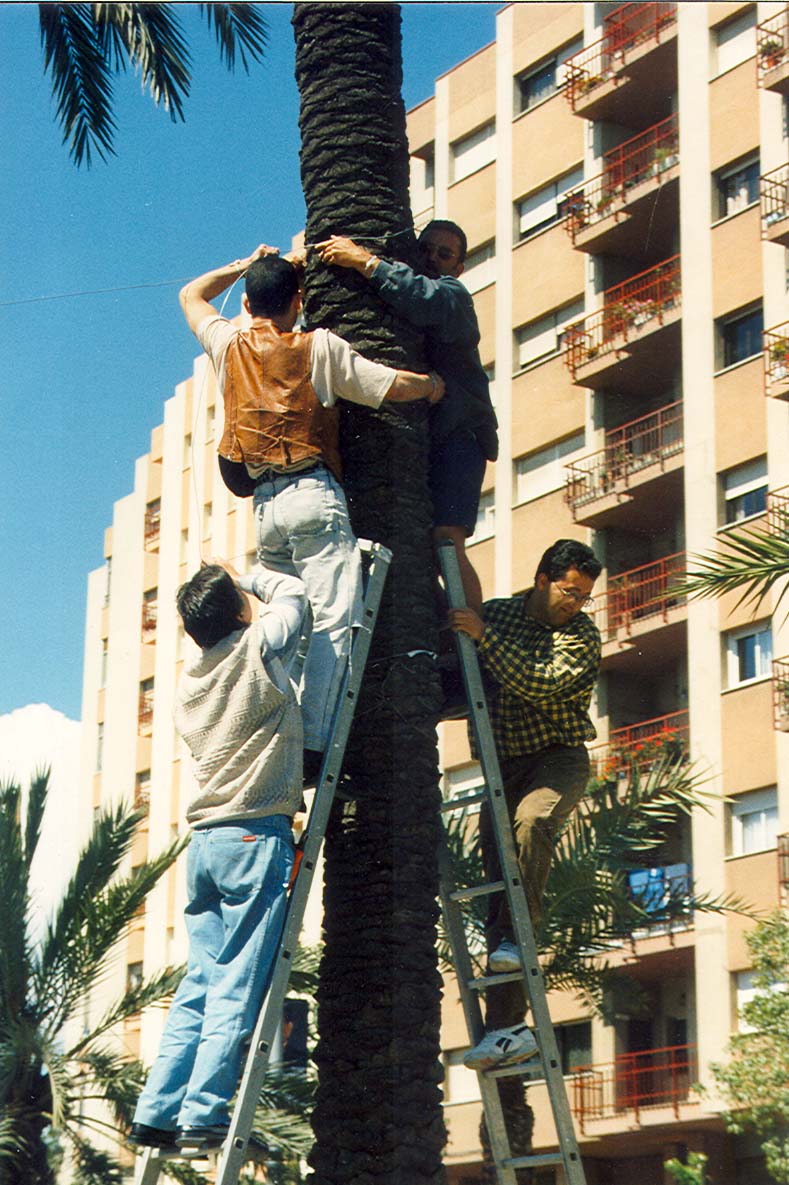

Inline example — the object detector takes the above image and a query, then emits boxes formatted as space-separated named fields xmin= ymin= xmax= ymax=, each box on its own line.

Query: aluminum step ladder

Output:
xmin=437 ymin=540 xmax=587 ymax=1185
xmin=135 ymin=540 xmax=392 ymax=1185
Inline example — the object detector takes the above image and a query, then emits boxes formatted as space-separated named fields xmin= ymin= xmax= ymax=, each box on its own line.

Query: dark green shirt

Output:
xmin=473 ymin=592 xmax=601 ymax=759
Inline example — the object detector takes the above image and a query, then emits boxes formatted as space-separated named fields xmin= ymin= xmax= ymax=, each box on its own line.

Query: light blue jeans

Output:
xmin=133 ymin=816 xmax=294 ymax=1131
xmin=253 ymin=466 xmax=363 ymax=751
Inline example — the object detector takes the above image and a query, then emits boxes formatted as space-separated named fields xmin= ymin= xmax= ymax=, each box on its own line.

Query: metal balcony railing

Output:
xmin=138 ymin=688 xmax=154 ymax=732
xmin=571 ymin=1043 xmax=697 ymax=1131
xmin=144 ymin=499 xmax=161 ymax=546
xmin=767 ymin=485 xmax=789 ymax=535
xmin=587 ymin=552 xmax=686 ymax=642
xmin=591 ymin=709 xmax=690 ymax=779
xmin=779 ymin=833 xmax=789 ymax=897
xmin=773 ymin=657 xmax=789 ymax=731
xmin=141 ymin=600 xmax=158 ymax=641
xmin=627 ymin=861 xmax=693 ymax=930
xmin=764 ymin=321 xmax=789 ymax=392
xmin=565 ymin=115 xmax=679 ymax=241
xmin=565 ymin=400 xmax=683 ymax=513
xmin=757 ymin=9 xmax=789 ymax=84
xmin=761 ymin=164 xmax=789 ymax=235
xmin=564 ymin=3 xmax=677 ymax=110
xmin=564 ymin=257 xmax=681 ymax=379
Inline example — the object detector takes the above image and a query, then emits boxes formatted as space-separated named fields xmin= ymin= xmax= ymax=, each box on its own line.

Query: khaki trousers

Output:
xmin=479 ymin=744 xmax=590 ymax=1030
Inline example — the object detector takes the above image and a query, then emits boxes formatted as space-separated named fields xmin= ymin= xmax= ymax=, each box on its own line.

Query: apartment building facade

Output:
xmin=79 ymin=3 xmax=788 ymax=1182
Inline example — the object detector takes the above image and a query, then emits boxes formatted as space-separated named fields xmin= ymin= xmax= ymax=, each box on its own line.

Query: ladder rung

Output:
xmin=449 ymin=880 xmax=504 ymax=902
xmin=503 ymin=1152 xmax=565 ymax=1170
xmin=489 ymin=1058 xmax=550 ymax=1080
xmin=467 ymin=969 xmax=523 ymax=991
xmin=441 ymin=789 xmax=487 ymax=811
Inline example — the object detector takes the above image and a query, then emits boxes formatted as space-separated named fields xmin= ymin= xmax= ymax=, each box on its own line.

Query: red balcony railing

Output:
xmin=138 ymin=685 xmax=154 ymax=732
xmin=571 ymin=1043 xmax=697 ymax=1131
xmin=588 ymin=553 xmax=686 ymax=642
xmin=779 ymin=833 xmax=789 ymax=897
xmin=757 ymin=10 xmax=789 ymax=84
xmin=564 ymin=257 xmax=681 ymax=378
xmin=565 ymin=115 xmax=679 ymax=241
xmin=144 ymin=499 xmax=161 ymax=547
xmin=141 ymin=600 xmax=158 ymax=642
xmin=761 ymin=164 xmax=789 ymax=236
xmin=591 ymin=709 xmax=689 ymax=779
xmin=565 ymin=400 xmax=683 ymax=513
xmin=773 ymin=657 xmax=789 ymax=731
xmin=565 ymin=3 xmax=677 ymax=109
xmin=767 ymin=485 xmax=789 ymax=535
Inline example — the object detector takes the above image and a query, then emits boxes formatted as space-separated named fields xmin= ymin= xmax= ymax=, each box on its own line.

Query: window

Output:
xmin=515 ymin=298 xmax=584 ymax=370
xmin=144 ymin=498 xmax=161 ymax=546
xmin=514 ymin=431 xmax=586 ymax=504
xmin=180 ymin=528 xmax=189 ymax=564
xmin=138 ymin=678 xmax=155 ymax=731
xmin=726 ymin=623 xmax=772 ymax=687
xmin=730 ymin=787 xmax=778 ymax=856
xmin=104 ymin=558 xmax=112 ymax=606
xmin=202 ymin=501 xmax=213 ymax=539
xmin=450 ymin=121 xmax=495 ymax=183
xmin=142 ymin=587 xmax=158 ymax=640
xmin=444 ymin=1049 xmax=482 ymax=1104
xmin=183 ymin=433 xmax=192 ymax=468
xmin=468 ymin=491 xmax=494 ymax=544
xmin=555 ymin=1020 xmax=592 ymax=1074
xmin=126 ymin=962 xmax=144 ymax=994
xmin=443 ymin=763 xmax=484 ymax=812
xmin=96 ymin=722 xmax=103 ymax=773
xmin=410 ymin=144 xmax=434 ymax=210
xmin=715 ymin=154 xmax=760 ymax=220
xmin=100 ymin=638 xmax=108 ymax=688
xmin=722 ymin=458 xmax=768 ymax=525
xmin=483 ymin=363 xmax=496 ymax=408
xmin=713 ymin=8 xmax=756 ymax=77
xmin=135 ymin=770 xmax=151 ymax=811
xmin=516 ymin=38 xmax=582 ymax=113
xmin=462 ymin=239 xmax=496 ymax=294
xmin=516 ymin=167 xmax=584 ymax=241
xmin=206 ymin=402 xmax=216 ymax=440
xmin=717 ymin=305 xmax=763 ymax=369
xmin=735 ymin=966 xmax=786 ymax=1032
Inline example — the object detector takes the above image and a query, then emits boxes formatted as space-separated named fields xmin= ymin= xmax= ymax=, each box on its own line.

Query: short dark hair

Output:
xmin=245 ymin=256 xmax=300 ymax=317
xmin=535 ymin=539 xmax=602 ymax=585
xmin=176 ymin=564 xmax=246 ymax=649
xmin=420 ymin=218 xmax=468 ymax=262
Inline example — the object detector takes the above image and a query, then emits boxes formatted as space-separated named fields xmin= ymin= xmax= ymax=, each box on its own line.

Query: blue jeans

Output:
xmin=133 ymin=816 xmax=294 ymax=1131
xmin=253 ymin=466 xmax=363 ymax=751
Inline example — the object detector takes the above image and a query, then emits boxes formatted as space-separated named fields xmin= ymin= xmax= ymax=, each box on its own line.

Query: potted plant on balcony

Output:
xmin=654 ymin=144 xmax=679 ymax=174
xmin=770 ymin=336 xmax=789 ymax=380
xmin=596 ymin=191 xmax=617 ymax=217
xmin=760 ymin=36 xmax=785 ymax=70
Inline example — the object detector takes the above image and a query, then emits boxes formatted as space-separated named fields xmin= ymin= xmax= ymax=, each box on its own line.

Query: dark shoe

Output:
xmin=303 ymin=747 xmax=324 ymax=787
xmin=129 ymin=1122 xmax=178 ymax=1150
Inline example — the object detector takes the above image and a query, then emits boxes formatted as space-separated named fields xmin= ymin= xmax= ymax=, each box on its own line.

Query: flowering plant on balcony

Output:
xmin=760 ymin=37 xmax=785 ymax=68
xmin=602 ymin=728 xmax=685 ymax=779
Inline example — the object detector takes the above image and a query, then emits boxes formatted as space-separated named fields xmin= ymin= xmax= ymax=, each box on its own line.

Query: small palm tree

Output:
xmin=0 ymin=769 xmax=184 ymax=1184
xmin=683 ymin=519 xmax=789 ymax=611
xmin=37 ymin=4 xmax=268 ymax=166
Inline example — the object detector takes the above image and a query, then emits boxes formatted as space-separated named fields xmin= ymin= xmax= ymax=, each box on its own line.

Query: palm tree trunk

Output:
xmin=292 ymin=5 xmax=446 ymax=1183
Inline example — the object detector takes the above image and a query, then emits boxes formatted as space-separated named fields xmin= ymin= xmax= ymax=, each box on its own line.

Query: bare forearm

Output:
xmin=386 ymin=370 xmax=444 ymax=403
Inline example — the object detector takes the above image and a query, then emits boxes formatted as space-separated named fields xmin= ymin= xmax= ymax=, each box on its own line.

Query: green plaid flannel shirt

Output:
xmin=471 ymin=592 xmax=602 ymax=760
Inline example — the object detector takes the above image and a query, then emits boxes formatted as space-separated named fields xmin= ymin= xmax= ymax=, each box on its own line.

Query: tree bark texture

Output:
xmin=293 ymin=6 xmax=446 ymax=1185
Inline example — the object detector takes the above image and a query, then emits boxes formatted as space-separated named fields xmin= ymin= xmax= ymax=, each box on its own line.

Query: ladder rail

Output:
xmin=135 ymin=542 xmax=392 ymax=1185
xmin=437 ymin=541 xmax=587 ymax=1185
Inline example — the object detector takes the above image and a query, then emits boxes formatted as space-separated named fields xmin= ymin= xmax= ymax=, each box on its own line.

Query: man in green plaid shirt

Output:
xmin=450 ymin=538 xmax=602 ymax=1070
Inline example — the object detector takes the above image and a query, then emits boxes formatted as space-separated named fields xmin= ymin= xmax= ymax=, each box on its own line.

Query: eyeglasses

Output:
xmin=553 ymin=583 xmax=594 ymax=608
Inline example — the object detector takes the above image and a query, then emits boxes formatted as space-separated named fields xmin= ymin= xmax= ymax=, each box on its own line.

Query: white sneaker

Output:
xmin=488 ymin=940 xmax=521 ymax=973
xmin=463 ymin=1024 xmax=539 ymax=1070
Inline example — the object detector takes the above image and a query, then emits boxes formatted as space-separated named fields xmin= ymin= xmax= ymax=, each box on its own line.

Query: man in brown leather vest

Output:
xmin=179 ymin=245 xmax=443 ymax=780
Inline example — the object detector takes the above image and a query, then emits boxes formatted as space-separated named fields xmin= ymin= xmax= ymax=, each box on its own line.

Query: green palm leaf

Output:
xmin=683 ymin=522 xmax=789 ymax=611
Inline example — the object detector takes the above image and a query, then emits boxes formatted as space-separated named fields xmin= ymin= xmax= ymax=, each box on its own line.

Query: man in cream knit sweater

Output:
xmin=130 ymin=560 xmax=306 ymax=1155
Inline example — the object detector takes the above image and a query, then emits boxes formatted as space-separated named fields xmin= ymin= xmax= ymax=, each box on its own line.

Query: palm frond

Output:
xmin=69 ymin=1130 xmax=125 ymax=1185
xmin=288 ymin=942 xmax=321 ymax=997
xmin=0 ymin=781 xmax=33 ymax=1031
xmin=23 ymin=768 xmax=50 ymax=868
xmin=94 ymin=3 xmax=191 ymax=118
xmin=71 ymin=965 xmax=184 ymax=1053
xmin=38 ymin=3 xmax=118 ymax=166
xmin=198 ymin=3 xmax=268 ymax=71
xmin=682 ymin=523 xmax=789 ymax=611
xmin=71 ymin=1047 xmax=147 ymax=1128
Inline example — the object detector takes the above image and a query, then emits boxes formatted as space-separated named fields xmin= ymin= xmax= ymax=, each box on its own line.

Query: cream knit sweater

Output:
xmin=175 ymin=570 xmax=306 ymax=827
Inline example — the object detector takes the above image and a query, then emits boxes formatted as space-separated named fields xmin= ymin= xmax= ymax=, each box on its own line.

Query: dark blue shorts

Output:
xmin=429 ymin=429 xmax=487 ymax=537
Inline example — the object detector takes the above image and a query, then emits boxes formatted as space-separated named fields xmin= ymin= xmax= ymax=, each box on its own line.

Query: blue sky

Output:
xmin=0 ymin=2 xmax=500 ymax=721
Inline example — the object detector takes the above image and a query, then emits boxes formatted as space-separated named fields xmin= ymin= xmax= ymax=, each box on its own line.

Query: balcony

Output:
xmin=565 ymin=400 xmax=683 ymax=527
xmin=138 ymin=683 xmax=154 ymax=735
xmin=571 ymin=1044 xmax=698 ymax=1133
xmin=565 ymin=115 xmax=679 ymax=254
xmin=761 ymin=164 xmax=789 ymax=246
xmin=141 ymin=600 xmax=158 ymax=643
xmin=588 ymin=553 xmax=686 ymax=665
xmin=591 ymin=709 xmax=690 ymax=779
xmin=773 ymin=657 xmax=789 ymax=731
xmin=144 ymin=498 xmax=161 ymax=549
xmin=564 ymin=3 xmax=677 ymax=122
xmin=779 ymin=834 xmax=789 ymax=900
xmin=564 ymin=257 xmax=681 ymax=392
xmin=764 ymin=322 xmax=789 ymax=400
xmin=767 ymin=484 xmax=789 ymax=534
xmin=757 ymin=10 xmax=789 ymax=94
xmin=628 ymin=862 xmax=693 ymax=935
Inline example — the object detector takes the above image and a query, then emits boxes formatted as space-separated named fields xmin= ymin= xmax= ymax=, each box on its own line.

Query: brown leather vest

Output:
xmin=218 ymin=321 xmax=342 ymax=481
